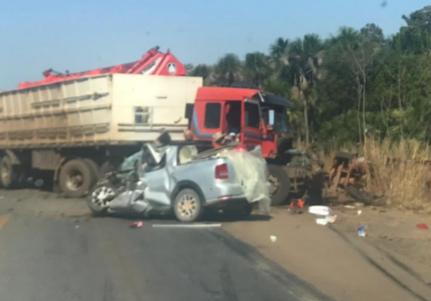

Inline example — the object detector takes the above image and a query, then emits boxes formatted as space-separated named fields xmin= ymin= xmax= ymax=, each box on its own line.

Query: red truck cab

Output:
xmin=188 ymin=86 xmax=291 ymax=159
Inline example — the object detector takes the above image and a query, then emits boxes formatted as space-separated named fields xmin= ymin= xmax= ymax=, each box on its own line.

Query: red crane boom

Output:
xmin=18 ymin=46 xmax=186 ymax=89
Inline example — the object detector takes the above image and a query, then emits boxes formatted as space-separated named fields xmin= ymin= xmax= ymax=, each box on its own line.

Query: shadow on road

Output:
xmin=100 ymin=210 xmax=272 ymax=224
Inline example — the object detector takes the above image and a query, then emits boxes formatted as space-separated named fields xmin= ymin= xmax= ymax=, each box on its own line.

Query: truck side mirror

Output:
xmin=268 ymin=110 xmax=275 ymax=126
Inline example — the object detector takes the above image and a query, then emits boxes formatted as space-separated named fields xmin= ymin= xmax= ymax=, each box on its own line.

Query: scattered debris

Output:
xmin=316 ymin=217 xmax=329 ymax=226
xmin=416 ymin=223 xmax=429 ymax=230
xmin=308 ymin=205 xmax=332 ymax=216
xmin=344 ymin=205 xmax=355 ymax=209
xmin=328 ymin=152 xmax=367 ymax=191
xmin=326 ymin=215 xmax=337 ymax=223
xmin=288 ymin=198 xmax=305 ymax=214
xmin=130 ymin=221 xmax=145 ymax=228
xmin=357 ymin=210 xmax=362 ymax=216
xmin=357 ymin=224 xmax=367 ymax=237
xmin=309 ymin=205 xmax=337 ymax=226
xmin=315 ymin=215 xmax=337 ymax=226
xmin=326 ymin=152 xmax=383 ymax=205
xmin=152 ymin=223 xmax=221 ymax=229
xmin=270 ymin=235 xmax=277 ymax=243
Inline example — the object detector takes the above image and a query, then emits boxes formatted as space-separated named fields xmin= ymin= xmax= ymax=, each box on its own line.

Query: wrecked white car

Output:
xmin=87 ymin=137 xmax=270 ymax=222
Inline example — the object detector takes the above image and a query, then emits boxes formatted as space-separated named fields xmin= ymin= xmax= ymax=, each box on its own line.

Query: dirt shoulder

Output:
xmin=224 ymin=206 xmax=431 ymax=301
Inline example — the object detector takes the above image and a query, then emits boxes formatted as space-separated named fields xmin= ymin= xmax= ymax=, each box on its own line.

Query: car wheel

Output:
xmin=267 ymin=164 xmax=290 ymax=206
xmin=173 ymin=188 xmax=203 ymax=222
xmin=59 ymin=159 xmax=96 ymax=198
xmin=87 ymin=181 xmax=115 ymax=216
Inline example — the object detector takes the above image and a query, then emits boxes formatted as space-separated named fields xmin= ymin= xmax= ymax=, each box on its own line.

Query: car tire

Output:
xmin=173 ymin=188 xmax=203 ymax=222
xmin=87 ymin=180 xmax=114 ymax=216
xmin=59 ymin=159 xmax=96 ymax=198
xmin=267 ymin=164 xmax=290 ymax=206
xmin=0 ymin=156 xmax=19 ymax=188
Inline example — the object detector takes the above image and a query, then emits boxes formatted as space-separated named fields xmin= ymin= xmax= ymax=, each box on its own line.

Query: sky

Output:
xmin=0 ymin=0 xmax=429 ymax=90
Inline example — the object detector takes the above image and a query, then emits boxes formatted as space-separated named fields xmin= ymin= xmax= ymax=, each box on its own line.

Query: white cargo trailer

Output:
xmin=0 ymin=74 xmax=203 ymax=196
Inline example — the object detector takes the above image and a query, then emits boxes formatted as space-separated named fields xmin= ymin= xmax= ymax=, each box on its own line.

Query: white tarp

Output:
xmin=219 ymin=148 xmax=271 ymax=213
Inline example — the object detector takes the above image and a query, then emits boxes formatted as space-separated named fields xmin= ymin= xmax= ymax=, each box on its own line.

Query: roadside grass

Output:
xmin=364 ymin=138 xmax=431 ymax=212
xmin=306 ymin=137 xmax=431 ymax=212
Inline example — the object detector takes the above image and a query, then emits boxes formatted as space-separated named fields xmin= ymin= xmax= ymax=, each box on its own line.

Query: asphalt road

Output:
xmin=0 ymin=191 xmax=331 ymax=301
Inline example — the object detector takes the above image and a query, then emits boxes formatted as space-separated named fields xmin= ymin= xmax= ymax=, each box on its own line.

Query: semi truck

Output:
xmin=0 ymin=74 xmax=203 ymax=197
xmin=0 ymin=49 xmax=312 ymax=204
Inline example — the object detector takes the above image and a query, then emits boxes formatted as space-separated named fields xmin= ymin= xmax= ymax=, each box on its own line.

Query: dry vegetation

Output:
xmin=364 ymin=138 xmax=431 ymax=212
xmin=316 ymin=138 xmax=431 ymax=212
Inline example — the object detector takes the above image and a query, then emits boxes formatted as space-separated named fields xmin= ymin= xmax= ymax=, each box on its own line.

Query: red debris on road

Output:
xmin=416 ymin=223 xmax=429 ymax=230
xmin=130 ymin=221 xmax=145 ymax=228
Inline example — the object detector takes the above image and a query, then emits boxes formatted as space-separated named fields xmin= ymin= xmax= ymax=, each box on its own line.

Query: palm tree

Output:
xmin=214 ymin=53 xmax=242 ymax=86
xmin=270 ymin=37 xmax=289 ymax=66
xmin=284 ymin=34 xmax=323 ymax=145
xmin=190 ymin=64 xmax=212 ymax=84
xmin=244 ymin=52 xmax=271 ymax=87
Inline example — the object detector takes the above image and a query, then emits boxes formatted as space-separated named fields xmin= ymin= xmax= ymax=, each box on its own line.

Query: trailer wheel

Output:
xmin=59 ymin=159 xmax=96 ymax=198
xmin=0 ymin=156 xmax=18 ymax=188
xmin=84 ymin=159 xmax=100 ymax=179
xmin=267 ymin=164 xmax=290 ymax=206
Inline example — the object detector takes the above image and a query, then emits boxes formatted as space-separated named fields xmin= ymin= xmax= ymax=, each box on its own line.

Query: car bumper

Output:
xmin=205 ymin=197 xmax=250 ymax=210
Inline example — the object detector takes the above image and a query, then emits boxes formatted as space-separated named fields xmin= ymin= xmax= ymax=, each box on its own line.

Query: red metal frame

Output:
xmin=18 ymin=47 xmax=186 ymax=89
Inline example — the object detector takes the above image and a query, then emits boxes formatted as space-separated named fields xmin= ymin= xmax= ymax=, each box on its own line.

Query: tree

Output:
xmin=184 ymin=64 xmax=194 ymax=74
xmin=318 ymin=26 xmax=383 ymax=144
xmin=397 ymin=6 xmax=431 ymax=53
xmin=178 ymin=6 xmax=431 ymax=147
xmin=189 ymin=64 xmax=212 ymax=84
xmin=214 ymin=53 xmax=242 ymax=86
xmin=244 ymin=52 xmax=271 ymax=88
xmin=270 ymin=37 xmax=289 ymax=67
xmin=281 ymin=34 xmax=322 ymax=145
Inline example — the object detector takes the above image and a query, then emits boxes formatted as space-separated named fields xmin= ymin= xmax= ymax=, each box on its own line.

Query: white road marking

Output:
xmin=152 ymin=223 xmax=222 ymax=229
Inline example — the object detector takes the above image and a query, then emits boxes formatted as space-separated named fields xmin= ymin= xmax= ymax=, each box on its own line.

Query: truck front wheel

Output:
xmin=59 ymin=159 xmax=97 ymax=198
xmin=267 ymin=164 xmax=290 ymax=206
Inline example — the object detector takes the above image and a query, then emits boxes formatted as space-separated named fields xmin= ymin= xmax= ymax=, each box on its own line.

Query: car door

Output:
xmin=140 ymin=148 xmax=176 ymax=206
